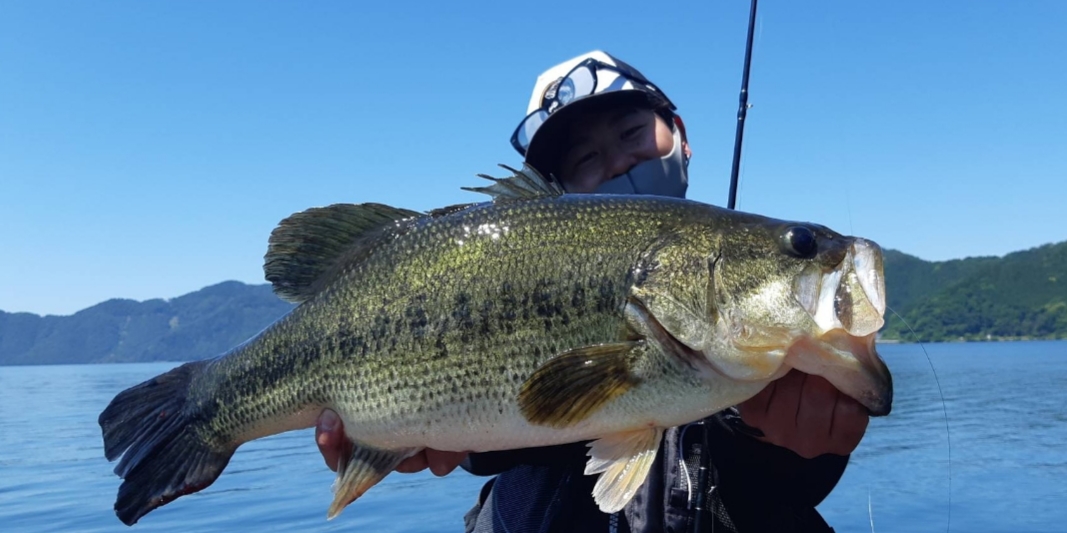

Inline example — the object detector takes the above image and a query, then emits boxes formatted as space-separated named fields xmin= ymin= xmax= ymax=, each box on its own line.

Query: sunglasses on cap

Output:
xmin=510 ymin=58 xmax=675 ymax=157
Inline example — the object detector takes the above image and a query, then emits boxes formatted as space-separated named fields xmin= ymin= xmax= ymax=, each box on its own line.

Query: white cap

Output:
xmin=525 ymin=51 xmax=629 ymax=114
xmin=514 ymin=50 xmax=675 ymax=172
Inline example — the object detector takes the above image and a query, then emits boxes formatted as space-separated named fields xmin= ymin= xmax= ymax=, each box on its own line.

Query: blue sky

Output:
xmin=2 ymin=1 xmax=1065 ymax=316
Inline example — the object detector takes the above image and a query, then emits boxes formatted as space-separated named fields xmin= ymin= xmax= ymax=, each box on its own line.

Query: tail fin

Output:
xmin=99 ymin=360 xmax=235 ymax=525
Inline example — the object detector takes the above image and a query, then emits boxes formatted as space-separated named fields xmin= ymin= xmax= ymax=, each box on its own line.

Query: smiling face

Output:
xmin=554 ymin=106 xmax=685 ymax=193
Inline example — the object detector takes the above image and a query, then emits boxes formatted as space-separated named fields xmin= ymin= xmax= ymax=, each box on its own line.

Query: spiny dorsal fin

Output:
xmin=426 ymin=202 xmax=479 ymax=218
xmin=264 ymin=203 xmax=421 ymax=304
xmin=461 ymin=163 xmax=564 ymax=201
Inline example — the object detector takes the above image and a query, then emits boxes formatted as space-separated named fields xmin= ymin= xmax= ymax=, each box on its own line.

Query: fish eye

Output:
xmin=782 ymin=226 xmax=818 ymax=259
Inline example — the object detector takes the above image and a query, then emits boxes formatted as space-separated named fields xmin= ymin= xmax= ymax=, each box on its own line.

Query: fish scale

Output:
xmin=156 ymin=197 xmax=667 ymax=465
xmin=99 ymin=167 xmax=892 ymax=526
xmin=209 ymin=197 xmax=682 ymax=445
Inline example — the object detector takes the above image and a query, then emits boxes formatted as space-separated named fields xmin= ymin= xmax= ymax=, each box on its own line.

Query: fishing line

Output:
xmin=868 ymin=486 xmax=876 ymax=533
xmin=887 ymin=306 xmax=953 ymax=533
xmin=736 ymin=150 xmax=748 ymax=211
xmin=844 ymin=183 xmax=855 ymax=237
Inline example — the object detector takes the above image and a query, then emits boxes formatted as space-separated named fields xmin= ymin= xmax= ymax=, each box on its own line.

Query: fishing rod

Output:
xmin=691 ymin=2 xmax=758 ymax=531
xmin=726 ymin=0 xmax=758 ymax=211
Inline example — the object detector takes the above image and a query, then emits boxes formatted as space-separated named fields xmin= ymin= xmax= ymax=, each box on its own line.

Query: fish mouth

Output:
xmin=783 ymin=329 xmax=893 ymax=416
xmin=786 ymin=237 xmax=892 ymax=415
xmin=796 ymin=238 xmax=886 ymax=338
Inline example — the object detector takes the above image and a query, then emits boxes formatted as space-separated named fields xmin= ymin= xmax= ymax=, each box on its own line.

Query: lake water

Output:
xmin=1 ymin=341 xmax=1065 ymax=532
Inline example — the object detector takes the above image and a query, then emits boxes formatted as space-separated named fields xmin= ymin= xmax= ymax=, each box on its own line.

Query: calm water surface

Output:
xmin=1 ymin=341 xmax=1064 ymax=532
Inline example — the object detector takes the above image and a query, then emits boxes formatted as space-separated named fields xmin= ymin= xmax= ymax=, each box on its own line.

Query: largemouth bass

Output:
xmin=99 ymin=166 xmax=892 ymax=526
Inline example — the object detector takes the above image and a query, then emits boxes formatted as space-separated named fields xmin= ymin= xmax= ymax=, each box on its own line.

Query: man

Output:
xmin=316 ymin=51 xmax=868 ymax=532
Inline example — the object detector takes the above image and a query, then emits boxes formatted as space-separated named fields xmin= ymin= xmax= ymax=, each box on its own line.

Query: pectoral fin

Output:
xmin=585 ymin=428 xmax=663 ymax=513
xmin=518 ymin=342 xmax=643 ymax=428
xmin=327 ymin=442 xmax=418 ymax=520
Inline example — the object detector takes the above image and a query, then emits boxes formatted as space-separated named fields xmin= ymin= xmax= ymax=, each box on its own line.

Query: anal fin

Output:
xmin=328 ymin=442 xmax=418 ymax=520
xmin=585 ymin=428 xmax=663 ymax=513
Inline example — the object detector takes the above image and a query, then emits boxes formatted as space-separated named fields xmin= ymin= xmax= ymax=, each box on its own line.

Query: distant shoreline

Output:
xmin=5 ymin=338 xmax=1067 ymax=367
xmin=879 ymin=336 xmax=1066 ymax=344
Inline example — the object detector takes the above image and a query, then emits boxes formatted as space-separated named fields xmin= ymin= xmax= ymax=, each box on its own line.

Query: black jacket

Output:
xmin=462 ymin=409 xmax=847 ymax=533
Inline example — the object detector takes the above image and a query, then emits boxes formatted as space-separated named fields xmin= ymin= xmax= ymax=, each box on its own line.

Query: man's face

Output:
xmin=557 ymin=106 xmax=677 ymax=193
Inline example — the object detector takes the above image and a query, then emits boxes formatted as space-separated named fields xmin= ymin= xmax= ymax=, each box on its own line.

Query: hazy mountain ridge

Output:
xmin=2 ymin=241 xmax=1065 ymax=365
xmin=0 ymin=281 xmax=294 ymax=365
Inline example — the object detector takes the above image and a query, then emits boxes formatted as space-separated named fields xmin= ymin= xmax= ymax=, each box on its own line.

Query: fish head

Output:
xmin=631 ymin=214 xmax=892 ymax=416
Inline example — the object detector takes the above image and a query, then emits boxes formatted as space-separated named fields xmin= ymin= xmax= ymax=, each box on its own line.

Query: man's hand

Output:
xmin=315 ymin=409 xmax=468 ymax=475
xmin=736 ymin=369 xmax=869 ymax=459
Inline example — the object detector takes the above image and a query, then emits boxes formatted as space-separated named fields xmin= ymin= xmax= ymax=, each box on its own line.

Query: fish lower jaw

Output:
xmin=783 ymin=330 xmax=893 ymax=416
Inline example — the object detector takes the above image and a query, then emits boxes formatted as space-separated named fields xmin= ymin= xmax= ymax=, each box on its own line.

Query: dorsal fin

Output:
xmin=462 ymin=163 xmax=564 ymax=201
xmin=426 ymin=202 xmax=479 ymax=218
xmin=264 ymin=203 xmax=421 ymax=304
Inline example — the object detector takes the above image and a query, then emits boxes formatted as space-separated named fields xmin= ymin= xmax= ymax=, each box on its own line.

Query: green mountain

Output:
xmin=881 ymin=241 xmax=1067 ymax=342
xmin=1 ymin=241 xmax=1065 ymax=365
xmin=0 ymin=281 xmax=294 ymax=365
